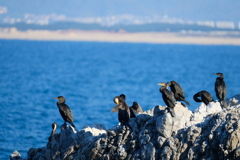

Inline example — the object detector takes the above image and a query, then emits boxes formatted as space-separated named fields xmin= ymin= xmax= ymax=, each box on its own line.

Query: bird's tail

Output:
xmin=168 ymin=108 xmax=176 ymax=117
xmin=180 ymin=102 xmax=187 ymax=108
xmin=70 ymin=122 xmax=76 ymax=128
xmin=184 ymin=99 xmax=190 ymax=106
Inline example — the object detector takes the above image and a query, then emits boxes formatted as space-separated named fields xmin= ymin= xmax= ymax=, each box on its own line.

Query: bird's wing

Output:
xmin=62 ymin=104 xmax=74 ymax=122
xmin=222 ymin=81 xmax=227 ymax=99
xmin=202 ymin=91 xmax=213 ymax=102
xmin=111 ymin=105 xmax=119 ymax=112
xmin=163 ymin=90 xmax=176 ymax=107
xmin=129 ymin=108 xmax=136 ymax=118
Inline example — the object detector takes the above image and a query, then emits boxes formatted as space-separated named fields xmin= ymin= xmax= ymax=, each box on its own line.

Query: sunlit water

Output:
xmin=0 ymin=40 xmax=240 ymax=159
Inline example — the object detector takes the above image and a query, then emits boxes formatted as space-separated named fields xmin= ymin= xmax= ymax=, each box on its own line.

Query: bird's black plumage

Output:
xmin=54 ymin=96 xmax=75 ymax=128
xmin=48 ymin=122 xmax=57 ymax=141
xmin=112 ymin=94 xmax=136 ymax=118
xmin=193 ymin=90 xmax=214 ymax=106
xmin=129 ymin=101 xmax=143 ymax=115
xmin=129 ymin=107 xmax=136 ymax=118
xmin=113 ymin=96 xmax=131 ymax=128
xmin=158 ymin=82 xmax=176 ymax=117
xmin=213 ymin=73 xmax=227 ymax=108
xmin=51 ymin=122 xmax=57 ymax=135
xmin=119 ymin=94 xmax=126 ymax=102
xmin=167 ymin=81 xmax=190 ymax=106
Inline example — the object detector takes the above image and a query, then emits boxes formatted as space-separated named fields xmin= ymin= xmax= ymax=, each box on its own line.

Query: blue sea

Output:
xmin=0 ymin=39 xmax=240 ymax=159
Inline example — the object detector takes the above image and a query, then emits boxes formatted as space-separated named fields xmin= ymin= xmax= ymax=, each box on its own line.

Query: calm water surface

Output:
xmin=0 ymin=40 xmax=240 ymax=159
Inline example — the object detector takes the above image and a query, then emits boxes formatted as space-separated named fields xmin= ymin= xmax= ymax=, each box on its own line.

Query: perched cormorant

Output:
xmin=167 ymin=81 xmax=190 ymax=106
xmin=47 ymin=122 xmax=60 ymax=159
xmin=54 ymin=96 xmax=75 ymax=128
xmin=51 ymin=122 xmax=57 ymax=135
xmin=48 ymin=122 xmax=57 ymax=141
xmin=213 ymin=73 xmax=227 ymax=108
xmin=129 ymin=101 xmax=144 ymax=115
xmin=158 ymin=82 xmax=176 ymax=117
xmin=193 ymin=90 xmax=214 ymax=106
xmin=113 ymin=96 xmax=131 ymax=128
xmin=112 ymin=94 xmax=136 ymax=118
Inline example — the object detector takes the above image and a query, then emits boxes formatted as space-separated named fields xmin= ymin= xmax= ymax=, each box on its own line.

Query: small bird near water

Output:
xmin=111 ymin=94 xmax=143 ymax=118
xmin=48 ymin=122 xmax=57 ymax=141
xmin=113 ymin=95 xmax=132 ymax=129
xmin=54 ymin=96 xmax=75 ymax=128
xmin=213 ymin=73 xmax=227 ymax=108
xmin=167 ymin=80 xmax=190 ymax=106
xmin=158 ymin=82 xmax=176 ymax=117
xmin=193 ymin=90 xmax=214 ymax=106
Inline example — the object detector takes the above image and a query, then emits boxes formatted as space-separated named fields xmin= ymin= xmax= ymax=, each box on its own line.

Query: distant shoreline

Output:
xmin=1 ymin=28 xmax=240 ymax=45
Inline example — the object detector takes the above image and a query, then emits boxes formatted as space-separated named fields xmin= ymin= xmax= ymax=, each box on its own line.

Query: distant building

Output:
xmin=215 ymin=21 xmax=235 ymax=29
xmin=196 ymin=21 xmax=215 ymax=28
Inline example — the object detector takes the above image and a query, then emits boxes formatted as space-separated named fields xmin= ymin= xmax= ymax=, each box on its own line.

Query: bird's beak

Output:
xmin=53 ymin=97 xmax=59 ymax=100
xmin=158 ymin=83 xmax=164 ymax=86
xmin=114 ymin=97 xmax=119 ymax=104
xmin=213 ymin=73 xmax=217 ymax=75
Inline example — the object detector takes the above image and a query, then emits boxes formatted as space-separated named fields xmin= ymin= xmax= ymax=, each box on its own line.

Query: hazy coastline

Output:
xmin=1 ymin=28 xmax=240 ymax=45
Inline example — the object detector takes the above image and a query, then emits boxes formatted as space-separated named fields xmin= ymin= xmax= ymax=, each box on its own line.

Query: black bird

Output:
xmin=113 ymin=96 xmax=132 ymax=128
xmin=112 ymin=94 xmax=136 ymax=118
xmin=119 ymin=94 xmax=126 ymax=102
xmin=51 ymin=122 xmax=57 ymax=135
xmin=167 ymin=81 xmax=190 ymax=106
xmin=129 ymin=101 xmax=144 ymax=115
xmin=120 ymin=94 xmax=142 ymax=118
xmin=54 ymin=96 xmax=75 ymax=128
xmin=158 ymin=82 xmax=176 ymax=117
xmin=48 ymin=122 xmax=57 ymax=141
xmin=193 ymin=90 xmax=214 ymax=106
xmin=213 ymin=73 xmax=227 ymax=108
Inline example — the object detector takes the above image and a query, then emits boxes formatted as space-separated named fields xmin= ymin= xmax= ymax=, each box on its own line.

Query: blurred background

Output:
xmin=0 ymin=0 xmax=240 ymax=159
xmin=0 ymin=0 xmax=240 ymax=35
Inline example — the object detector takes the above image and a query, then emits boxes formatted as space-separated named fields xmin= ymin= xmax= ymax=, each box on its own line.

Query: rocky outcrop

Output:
xmin=11 ymin=95 xmax=240 ymax=160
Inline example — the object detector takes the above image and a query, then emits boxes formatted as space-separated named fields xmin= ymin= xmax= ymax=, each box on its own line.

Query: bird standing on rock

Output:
xmin=54 ymin=96 xmax=75 ymax=128
xmin=48 ymin=122 xmax=57 ymax=141
xmin=130 ymin=101 xmax=144 ymax=115
xmin=158 ymin=82 xmax=176 ymax=117
xmin=113 ymin=95 xmax=132 ymax=129
xmin=213 ymin=73 xmax=227 ymax=108
xmin=193 ymin=90 xmax=214 ymax=106
xmin=119 ymin=94 xmax=144 ymax=116
xmin=167 ymin=80 xmax=190 ymax=106
xmin=51 ymin=122 xmax=57 ymax=135
xmin=112 ymin=94 xmax=141 ymax=118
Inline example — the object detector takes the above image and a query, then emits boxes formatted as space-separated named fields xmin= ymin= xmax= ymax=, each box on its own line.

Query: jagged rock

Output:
xmin=11 ymin=95 xmax=240 ymax=160
xmin=10 ymin=151 xmax=22 ymax=160
xmin=191 ymin=101 xmax=222 ymax=123
xmin=156 ymin=112 xmax=173 ymax=138
xmin=227 ymin=94 xmax=240 ymax=107
xmin=234 ymin=147 xmax=240 ymax=160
